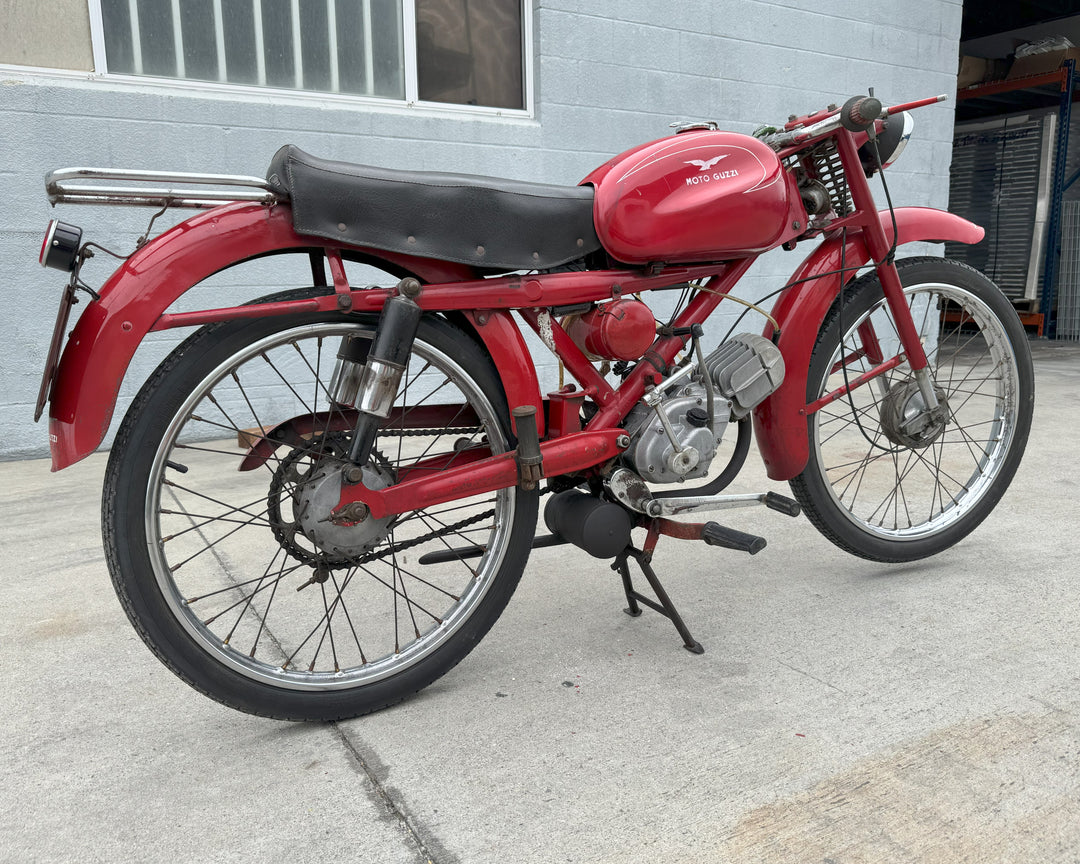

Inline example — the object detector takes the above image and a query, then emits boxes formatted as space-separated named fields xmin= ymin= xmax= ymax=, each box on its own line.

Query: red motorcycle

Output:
xmin=37 ymin=92 xmax=1033 ymax=721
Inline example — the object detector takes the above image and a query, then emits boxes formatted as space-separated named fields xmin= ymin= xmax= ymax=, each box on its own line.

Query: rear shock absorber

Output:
xmin=328 ymin=335 xmax=370 ymax=408
xmin=345 ymin=277 xmax=423 ymax=467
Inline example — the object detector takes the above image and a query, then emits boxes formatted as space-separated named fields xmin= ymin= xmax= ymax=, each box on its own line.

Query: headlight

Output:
xmin=39 ymin=219 xmax=83 ymax=271
xmin=859 ymin=112 xmax=915 ymax=175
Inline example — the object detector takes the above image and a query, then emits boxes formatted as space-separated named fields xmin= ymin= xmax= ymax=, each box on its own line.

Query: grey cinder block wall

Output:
xmin=0 ymin=0 xmax=963 ymax=460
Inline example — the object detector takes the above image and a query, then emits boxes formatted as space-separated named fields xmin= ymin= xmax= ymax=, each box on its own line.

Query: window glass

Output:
xmin=299 ymin=0 xmax=331 ymax=92
xmin=100 ymin=1 xmax=135 ymax=73
xmin=259 ymin=0 xmax=296 ymax=89
xmin=98 ymin=0 xmax=409 ymax=102
xmin=221 ymin=0 xmax=259 ymax=86
xmin=136 ymin=0 xmax=176 ymax=76
xmin=178 ymin=0 xmax=218 ymax=81
xmin=415 ymin=0 xmax=523 ymax=109
xmin=335 ymin=0 xmax=404 ymax=99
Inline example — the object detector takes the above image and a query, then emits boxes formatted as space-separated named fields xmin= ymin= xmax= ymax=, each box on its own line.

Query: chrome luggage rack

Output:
xmin=45 ymin=167 xmax=282 ymax=209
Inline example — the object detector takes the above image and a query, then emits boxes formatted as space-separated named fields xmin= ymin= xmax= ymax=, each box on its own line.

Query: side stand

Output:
xmin=613 ymin=547 xmax=704 ymax=654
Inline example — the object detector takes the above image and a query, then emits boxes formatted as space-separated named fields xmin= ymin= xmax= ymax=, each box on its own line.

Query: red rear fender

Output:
xmin=46 ymin=203 xmax=491 ymax=470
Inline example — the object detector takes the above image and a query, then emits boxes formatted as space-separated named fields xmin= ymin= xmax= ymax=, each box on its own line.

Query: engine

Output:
xmin=622 ymin=333 xmax=784 ymax=484
xmin=623 ymin=382 xmax=726 ymax=484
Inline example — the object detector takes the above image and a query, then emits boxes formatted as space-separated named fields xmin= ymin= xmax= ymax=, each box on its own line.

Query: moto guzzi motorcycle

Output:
xmin=36 ymin=92 xmax=1034 ymax=721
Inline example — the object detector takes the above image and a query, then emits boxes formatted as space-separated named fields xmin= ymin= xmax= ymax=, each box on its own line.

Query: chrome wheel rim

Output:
xmin=811 ymin=282 xmax=1020 ymax=541
xmin=145 ymin=322 xmax=515 ymax=690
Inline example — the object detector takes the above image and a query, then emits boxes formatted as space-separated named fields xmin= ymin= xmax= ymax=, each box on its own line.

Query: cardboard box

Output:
xmin=958 ymin=55 xmax=1011 ymax=89
xmin=1007 ymin=46 xmax=1080 ymax=80
xmin=958 ymin=55 xmax=990 ymax=88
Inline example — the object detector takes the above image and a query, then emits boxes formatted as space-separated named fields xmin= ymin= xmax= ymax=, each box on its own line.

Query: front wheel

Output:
xmin=103 ymin=296 xmax=538 ymax=720
xmin=790 ymin=257 xmax=1034 ymax=562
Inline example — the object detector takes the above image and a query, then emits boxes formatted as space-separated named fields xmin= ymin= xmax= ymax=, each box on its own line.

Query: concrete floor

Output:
xmin=3 ymin=341 xmax=1078 ymax=863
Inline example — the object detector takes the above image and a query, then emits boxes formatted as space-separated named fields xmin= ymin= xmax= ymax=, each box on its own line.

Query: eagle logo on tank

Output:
xmin=685 ymin=155 xmax=727 ymax=171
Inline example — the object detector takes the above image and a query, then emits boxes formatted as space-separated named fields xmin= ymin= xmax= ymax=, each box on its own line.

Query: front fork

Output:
xmin=875 ymin=258 xmax=940 ymax=410
xmin=836 ymin=129 xmax=939 ymax=411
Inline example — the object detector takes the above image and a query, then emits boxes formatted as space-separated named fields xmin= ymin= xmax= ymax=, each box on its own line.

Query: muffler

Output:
xmin=544 ymin=490 xmax=633 ymax=559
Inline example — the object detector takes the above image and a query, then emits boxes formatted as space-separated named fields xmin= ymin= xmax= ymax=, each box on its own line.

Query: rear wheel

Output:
xmin=103 ymin=296 xmax=538 ymax=720
xmin=790 ymin=257 xmax=1034 ymax=562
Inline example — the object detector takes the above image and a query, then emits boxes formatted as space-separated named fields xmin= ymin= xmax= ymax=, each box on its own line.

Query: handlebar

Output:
xmin=839 ymin=95 xmax=882 ymax=132
xmin=761 ymin=93 xmax=947 ymax=151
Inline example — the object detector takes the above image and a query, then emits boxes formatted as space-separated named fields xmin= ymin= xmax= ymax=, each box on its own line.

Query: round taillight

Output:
xmin=39 ymin=219 xmax=83 ymax=271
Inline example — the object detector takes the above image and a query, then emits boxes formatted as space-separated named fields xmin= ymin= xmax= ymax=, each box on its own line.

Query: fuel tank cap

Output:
xmin=670 ymin=120 xmax=719 ymax=134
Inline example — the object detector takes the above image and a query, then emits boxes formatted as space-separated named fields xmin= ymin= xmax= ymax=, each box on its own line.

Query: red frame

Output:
xmin=45 ymin=102 xmax=986 ymax=519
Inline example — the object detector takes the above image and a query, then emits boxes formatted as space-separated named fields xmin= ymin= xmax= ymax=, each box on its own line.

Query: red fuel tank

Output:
xmin=582 ymin=131 xmax=807 ymax=265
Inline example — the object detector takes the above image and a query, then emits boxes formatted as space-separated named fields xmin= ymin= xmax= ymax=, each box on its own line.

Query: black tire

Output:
xmin=103 ymin=291 xmax=538 ymax=720
xmin=789 ymin=257 xmax=1034 ymax=562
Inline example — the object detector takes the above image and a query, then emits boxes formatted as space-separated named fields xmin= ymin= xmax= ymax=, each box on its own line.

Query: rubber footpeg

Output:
xmin=702 ymin=522 xmax=767 ymax=555
xmin=765 ymin=491 xmax=801 ymax=517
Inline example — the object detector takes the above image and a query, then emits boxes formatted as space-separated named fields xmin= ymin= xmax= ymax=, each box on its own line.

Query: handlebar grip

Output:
xmin=763 ymin=129 xmax=798 ymax=149
xmin=840 ymin=95 xmax=883 ymax=132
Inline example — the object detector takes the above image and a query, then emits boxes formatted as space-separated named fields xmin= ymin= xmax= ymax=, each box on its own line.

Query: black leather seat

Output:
xmin=267 ymin=145 xmax=602 ymax=271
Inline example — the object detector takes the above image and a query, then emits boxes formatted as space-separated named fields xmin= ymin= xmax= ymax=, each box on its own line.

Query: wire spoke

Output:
xmin=329 ymin=568 xmax=368 ymax=664
xmin=260 ymin=350 xmax=315 ymax=417
xmin=162 ymin=493 xmax=282 ymax=570
xmin=200 ymin=561 xmax=304 ymax=626
xmin=223 ymin=546 xmax=288 ymax=645
xmin=391 ymin=539 xmax=423 ymax=642
xmin=312 ymin=581 xmax=340 ymax=672
xmin=187 ymin=410 xmax=288 ymax=474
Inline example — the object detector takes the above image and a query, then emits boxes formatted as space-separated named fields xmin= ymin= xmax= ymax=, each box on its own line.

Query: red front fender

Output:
xmin=752 ymin=207 xmax=985 ymax=481
xmin=46 ymin=203 xmax=506 ymax=470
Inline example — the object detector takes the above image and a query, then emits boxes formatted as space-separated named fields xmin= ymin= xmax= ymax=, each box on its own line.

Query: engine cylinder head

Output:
xmin=705 ymin=333 xmax=785 ymax=419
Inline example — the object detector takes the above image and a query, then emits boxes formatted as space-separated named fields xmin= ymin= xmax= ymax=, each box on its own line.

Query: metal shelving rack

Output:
xmin=957 ymin=59 xmax=1079 ymax=339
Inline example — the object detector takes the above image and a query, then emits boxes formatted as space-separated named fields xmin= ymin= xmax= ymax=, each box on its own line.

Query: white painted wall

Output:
xmin=0 ymin=0 xmax=963 ymax=459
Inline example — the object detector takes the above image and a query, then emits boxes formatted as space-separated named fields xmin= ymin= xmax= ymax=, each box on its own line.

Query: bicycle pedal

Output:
xmin=702 ymin=522 xmax=767 ymax=555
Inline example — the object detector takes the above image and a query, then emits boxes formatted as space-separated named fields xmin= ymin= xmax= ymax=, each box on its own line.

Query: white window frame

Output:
xmin=84 ymin=0 xmax=534 ymax=118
